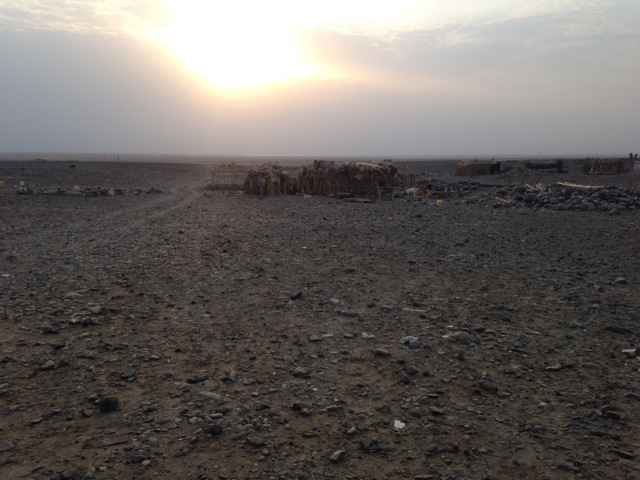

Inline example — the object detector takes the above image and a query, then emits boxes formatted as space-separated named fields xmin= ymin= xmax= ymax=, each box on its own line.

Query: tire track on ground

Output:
xmin=100 ymin=176 xmax=209 ymax=231
xmin=2 ymin=177 xmax=209 ymax=280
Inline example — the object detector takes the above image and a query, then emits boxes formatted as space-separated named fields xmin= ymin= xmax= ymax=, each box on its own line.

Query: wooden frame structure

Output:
xmin=209 ymin=163 xmax=249 ymax=190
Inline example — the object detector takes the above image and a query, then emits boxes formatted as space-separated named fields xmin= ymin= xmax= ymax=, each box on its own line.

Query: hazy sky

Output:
xmin=1 ymin=0 xmax=639 ymax=156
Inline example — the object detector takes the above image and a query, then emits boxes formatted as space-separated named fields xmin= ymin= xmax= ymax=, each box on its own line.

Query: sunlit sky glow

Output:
xmin=0 ymin=0 xmax=638 ymax=156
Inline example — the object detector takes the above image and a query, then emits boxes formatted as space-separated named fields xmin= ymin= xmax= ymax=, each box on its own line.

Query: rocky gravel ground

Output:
xmin=1 ymin=159 xmax=639 ymax=480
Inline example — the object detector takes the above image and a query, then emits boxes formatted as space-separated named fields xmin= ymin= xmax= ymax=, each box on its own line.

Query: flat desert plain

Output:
xmin=1 ymin=158 xmax=639 ymax=480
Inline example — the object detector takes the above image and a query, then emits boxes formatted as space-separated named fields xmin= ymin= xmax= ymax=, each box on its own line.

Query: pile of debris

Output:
xmin=17 ymin=186 xmax=126 ymax=196
xmin=493 ymin=183 xmax=639 ymax=213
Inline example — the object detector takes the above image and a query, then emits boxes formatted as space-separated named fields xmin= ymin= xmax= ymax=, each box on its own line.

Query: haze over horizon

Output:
xmin=1 ymin=1 xmax=638 ymax=157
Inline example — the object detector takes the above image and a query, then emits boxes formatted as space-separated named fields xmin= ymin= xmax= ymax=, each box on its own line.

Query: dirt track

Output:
xmin=1 ymin=159 xmax=640 ymax=480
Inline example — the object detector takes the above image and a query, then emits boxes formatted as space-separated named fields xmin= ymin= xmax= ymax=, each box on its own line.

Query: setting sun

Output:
xmin=153 ymin=1 xmax=323 ymax=91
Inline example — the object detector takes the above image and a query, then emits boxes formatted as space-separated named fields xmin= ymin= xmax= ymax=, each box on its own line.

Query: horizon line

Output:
xmin=0 ymin=151 xmax=632 ymax=161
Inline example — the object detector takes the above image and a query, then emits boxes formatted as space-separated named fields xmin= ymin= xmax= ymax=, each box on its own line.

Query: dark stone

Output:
xmin=120 ymin=369 xmax=137 ymax=381
xmin=479 ymin=380 xmax=498 ymax=394
xmin=605 ymin=326 xmax=633 ymax=335
xmin=611 ymin=449 xmax=635 ymax=460
xmin=292 ymin=401 xmax=307 ymax=412
xmin=426 ymin=443 xmax=441 ymax=455
xmin=374 ymin=348 xmax=391 ymax=358
xmin=204 ymin=424 xmax=224 ymax=435
xmin=430 ymin=406 xmax=445 ymax=416
xmin=359 ymin=439 xmax=372 ymax=452
xmin=292 ymin=367 xmax=311 ymax=378
xmin=187 ymin=374 xmax=208 ymax=384
xmin=97 ymin=395 xmax=119 ymax=412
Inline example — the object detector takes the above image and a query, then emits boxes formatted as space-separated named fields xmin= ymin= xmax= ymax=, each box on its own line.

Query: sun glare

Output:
xmin=153 ymin=2 xmax=323 ymax=91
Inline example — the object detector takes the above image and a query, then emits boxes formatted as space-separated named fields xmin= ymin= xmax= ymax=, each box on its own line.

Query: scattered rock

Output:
xmin=40 ymin=360 xmax=56 ymax=371
xmin=292 ymin=367 xmax=311 ymax=378
xmin=478 ymin=380 xmax=498 ymax=394
xmin=221 ymin=371 xmax=237 ymax=382
xmin=429 ymin=406 xmax=445 ymax=416
xmin=611 ymin=449 xmax=635 ymax=460
xmin=426 ymin=443 xmax=441 ymax=455
xmin=120 ymin=369 xmax=137 ymax=381
xmin=400 ymin=336 xmax=420 ymax=348
xmin=246 ymin=434 xmax=265 ymax=447
xmin=83 ymin=434 xmax=129 ymax=449
xmin=199 ymin=391 xmax=222 ymax=401
xmin=292 ymin=401 xmax=311 ymax=416
xmin=330 ymin=449 xmax=346 ymax=463
xmin=131 ymin=454 xmax=146 ymax=464
xmin=359 ymin=439 xmax=372 ymax=452
xmin=545 ymin=364 xmax=564 ymax=372
xmin=187 ymin=374 xmax=208 ymax=384
xmin=63 ymin=292 xmax=84 ymax=301
xmin=494 ymin=184 xmax=640 ymax=212
xmin=444 ymin=331 xmax=473 ymax=344
xmin=59 ymin=468 xmax=76 ymax=479
xmin=605 ymin=326 xmax=633 ymax=335
xmin=0 ymin=440 xmax=14 ymax=452
xmin=204 ymin=424 xmax=224 ymax=435
xmin=97 ymin=395 xmax=119 ymax=413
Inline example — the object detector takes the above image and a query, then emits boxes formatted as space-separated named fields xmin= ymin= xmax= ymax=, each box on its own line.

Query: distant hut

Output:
xmin=299 ymin=159 xmax=400 ymax=197
xmin=244 ymin=164 xmax=291 ymax=197
xmin=455 ymin=160 xmax=501 ymax=176
xmin=582 ymin=158 xmax=627 ymax=175
xmin=209 ymin=163 xmax=248 ymax=190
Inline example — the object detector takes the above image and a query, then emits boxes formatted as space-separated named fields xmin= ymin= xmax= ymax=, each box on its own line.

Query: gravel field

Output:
xmin=1 ymin=158 xmax=639 ymax=480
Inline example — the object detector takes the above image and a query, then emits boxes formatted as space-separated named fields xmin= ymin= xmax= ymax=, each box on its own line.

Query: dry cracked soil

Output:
xmin=1 ymin=159 xmax=639 ymax=480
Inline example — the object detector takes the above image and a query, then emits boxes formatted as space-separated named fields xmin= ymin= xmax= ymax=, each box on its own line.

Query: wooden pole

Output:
xmin=628 ymin=153 xmax=639 ymax=189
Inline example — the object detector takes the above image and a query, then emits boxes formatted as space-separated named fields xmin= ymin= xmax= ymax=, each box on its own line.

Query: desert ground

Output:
xmin=1 ymin=158 xmax=639 ymax=480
